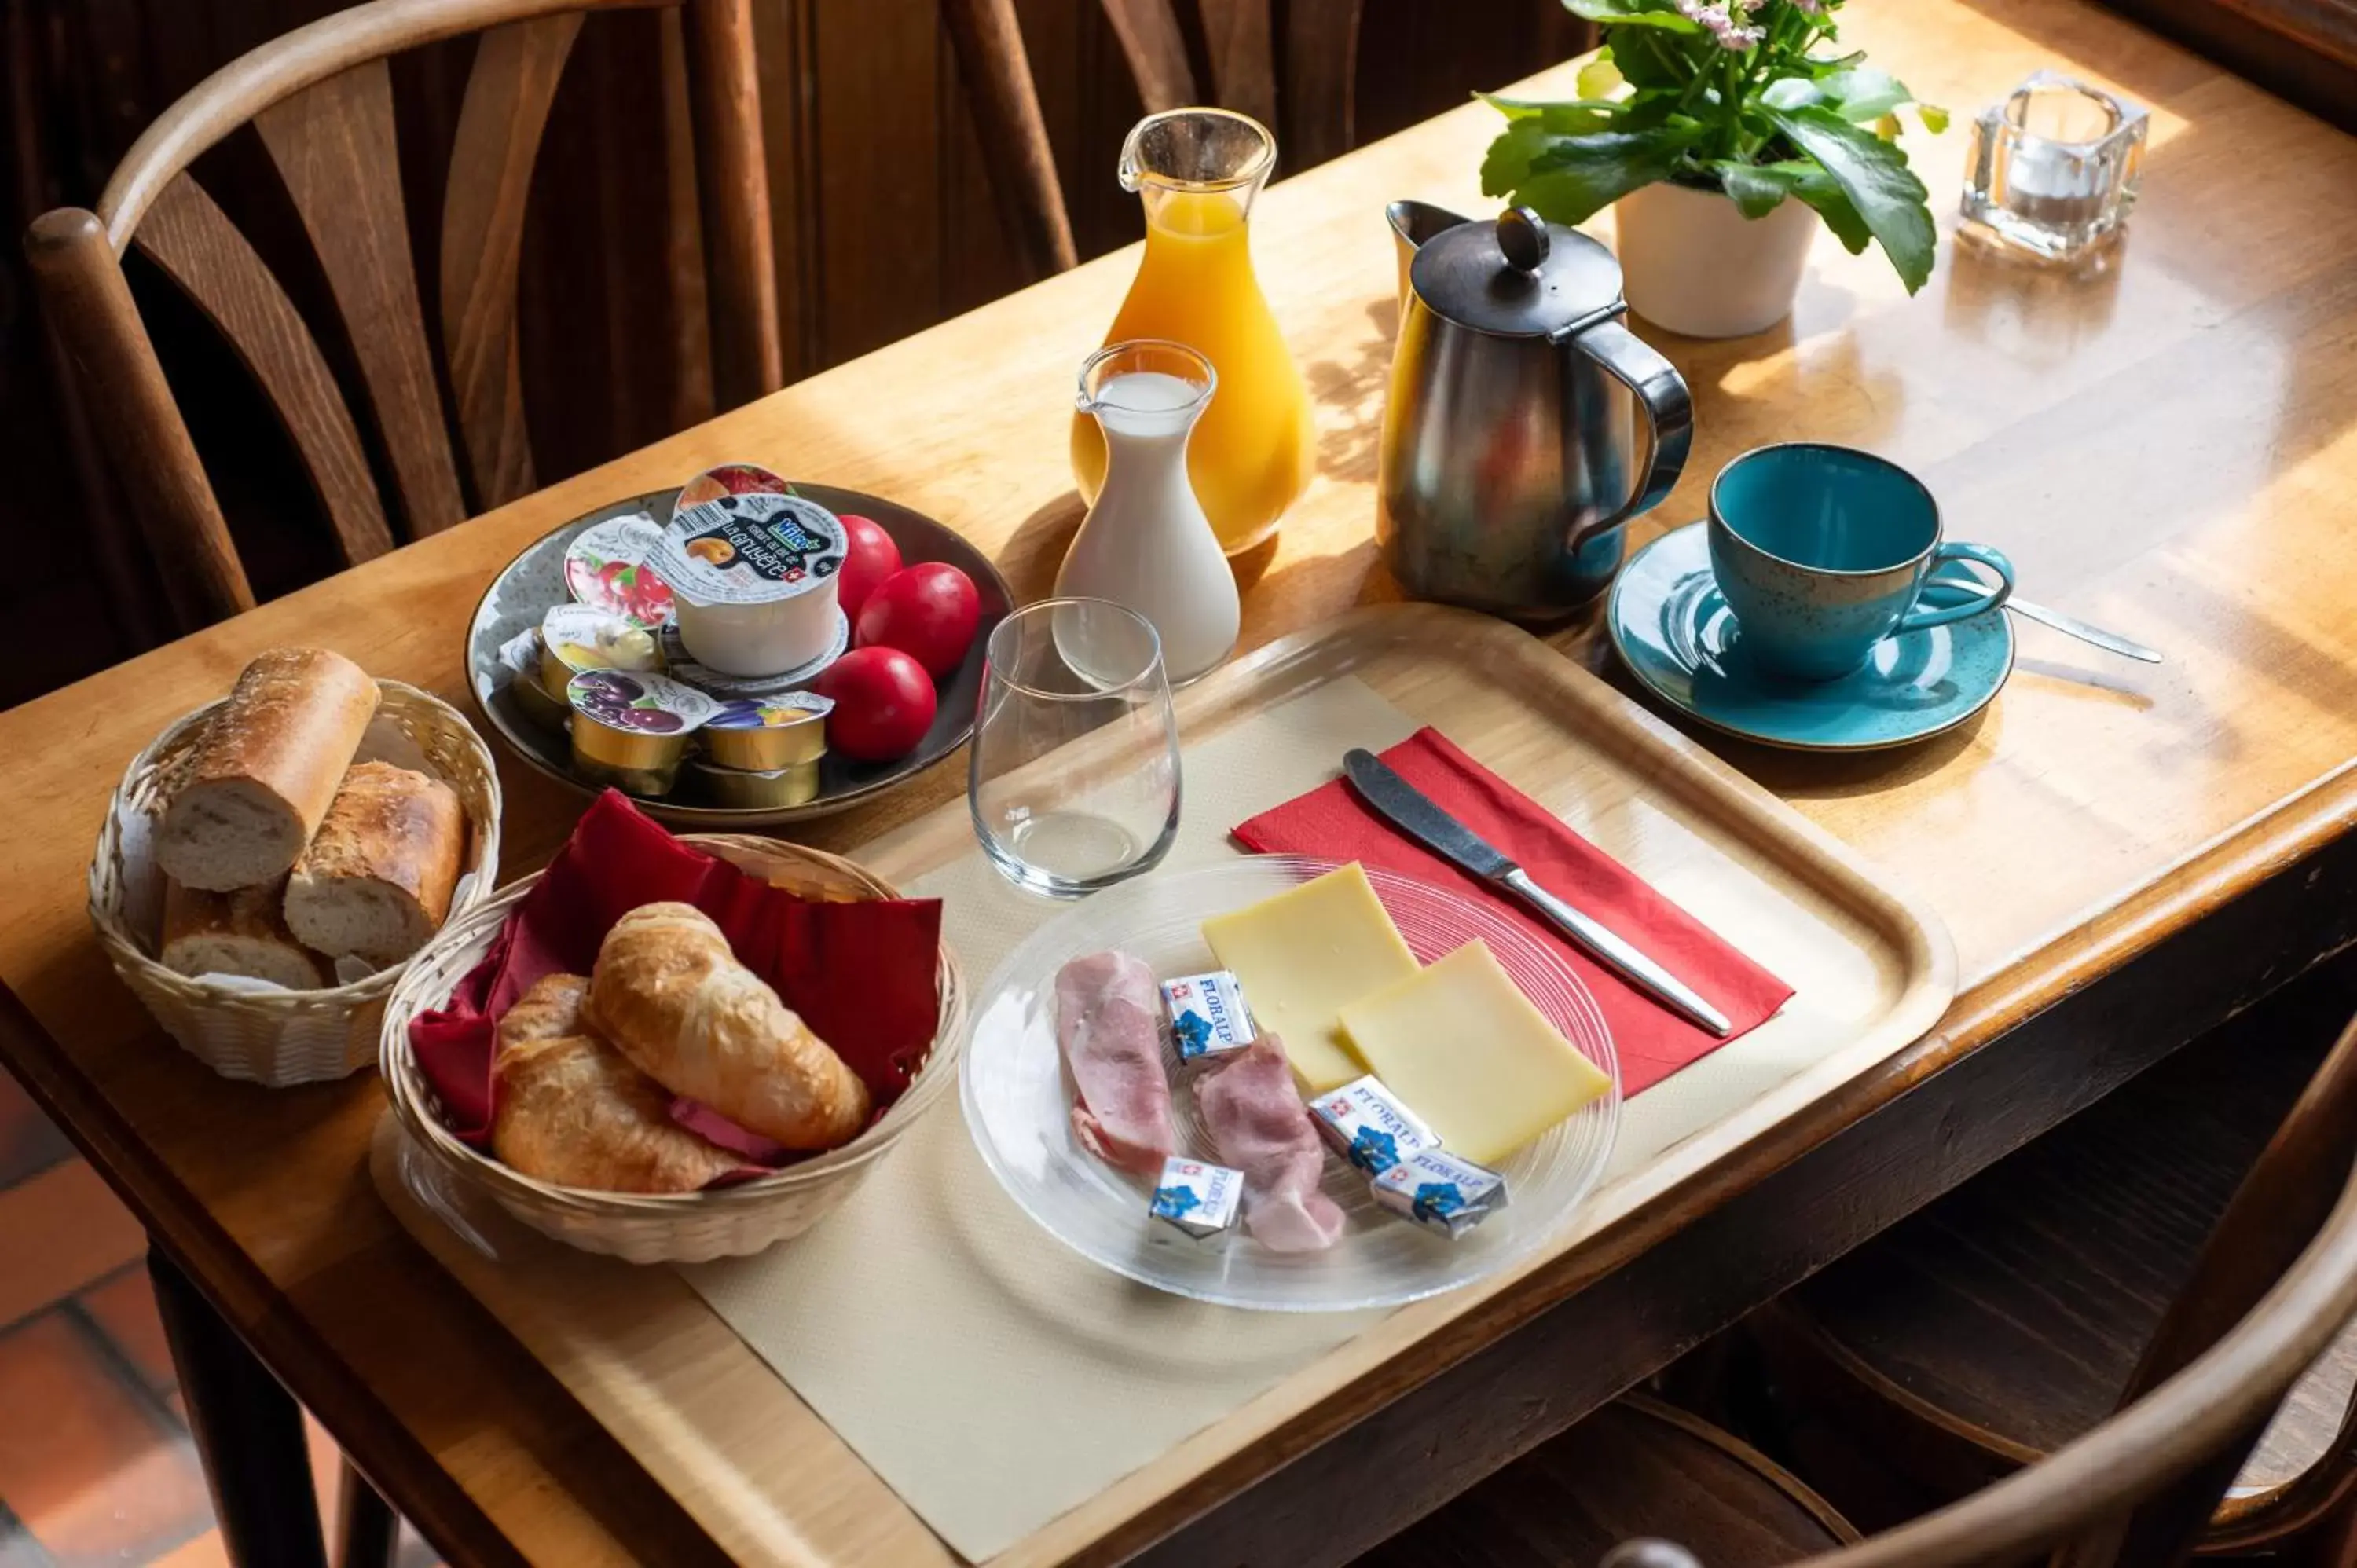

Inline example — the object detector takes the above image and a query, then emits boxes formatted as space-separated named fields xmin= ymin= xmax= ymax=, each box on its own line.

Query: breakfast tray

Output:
xmin=370 ymin=603 xmax=1955 ymax=1566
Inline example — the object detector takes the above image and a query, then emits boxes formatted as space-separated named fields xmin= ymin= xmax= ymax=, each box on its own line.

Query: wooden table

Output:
xmin=8 ymin=0 xmax=2357 ymax=1561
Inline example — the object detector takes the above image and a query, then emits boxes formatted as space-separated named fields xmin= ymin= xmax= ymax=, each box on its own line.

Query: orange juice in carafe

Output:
xmin=1071 ymin=110 xmax=1315 ymax=556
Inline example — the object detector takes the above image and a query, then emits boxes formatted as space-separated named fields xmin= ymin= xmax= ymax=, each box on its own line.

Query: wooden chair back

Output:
xmin=24 ymin=0 xmax=781 ymax=629
xmin=937 ymin=0 xmax=1365 ymax=279
xmin=1607 ymin=1006 xmax=2357 ymax=1568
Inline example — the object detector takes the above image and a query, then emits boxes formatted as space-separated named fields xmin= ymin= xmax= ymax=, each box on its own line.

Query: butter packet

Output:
xmin=1149 ymin=1157 xmax=1244 ymax=1240
xmin=1159 ymin=971 xmax=1255 ymax=1064
xmin=1307 ymin=1075 xmax=1439 ymax=1176
xmin=1371 ymin=1149 xmax=1508 ymax=1239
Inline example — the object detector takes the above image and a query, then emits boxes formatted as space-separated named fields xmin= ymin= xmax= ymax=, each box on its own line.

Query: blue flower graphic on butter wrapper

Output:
xmin=1171 ymin=1010 xmax=1213 ymax=1059
xmin=1349 ymin=1127 xmax=1402 ymax=1174
xmin=1152 ymin=1185 xmax=1200 ymax=1221
xmin=1413 ymin=1182 xmax=1467 ymax=1222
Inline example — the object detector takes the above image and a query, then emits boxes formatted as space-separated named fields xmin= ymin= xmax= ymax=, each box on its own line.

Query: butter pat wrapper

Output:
xmin=1308 ymin=1075 xmax=1439 ymax=1175
xmin=1159 ymin=971 xmax=1255 ymax=1064
xmin=1150 ymin=1157 xmax=1243 ymax=1240
xmin=1371 ymin=1149 xmax=1508 ymax=1238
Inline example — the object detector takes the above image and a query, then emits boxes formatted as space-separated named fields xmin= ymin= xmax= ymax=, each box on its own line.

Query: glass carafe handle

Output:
xmin=1566 ymin=317 xmax=1694 ymax=550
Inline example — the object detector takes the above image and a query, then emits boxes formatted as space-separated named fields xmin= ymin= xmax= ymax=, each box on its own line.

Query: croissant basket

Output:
xmin=379 ymin=835 xmax=966 ymax=1264
xmin=88 ymin=680 xmax=504 ymax=1087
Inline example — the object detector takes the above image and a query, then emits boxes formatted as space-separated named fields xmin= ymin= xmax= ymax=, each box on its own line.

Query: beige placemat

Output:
xmin=679 ymin=677 xmax=1418 ymax=1560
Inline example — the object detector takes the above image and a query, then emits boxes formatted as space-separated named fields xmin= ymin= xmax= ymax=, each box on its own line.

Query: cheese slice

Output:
xmin=1338 ymin=940 xmax=1611 ymax=1166
xmin=1200 ymin=863 xmax=1420 ymax=1092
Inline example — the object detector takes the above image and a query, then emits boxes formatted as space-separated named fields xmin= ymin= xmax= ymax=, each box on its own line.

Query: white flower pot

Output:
xmin=1614 ymin=179 xmax=1820 ymax=339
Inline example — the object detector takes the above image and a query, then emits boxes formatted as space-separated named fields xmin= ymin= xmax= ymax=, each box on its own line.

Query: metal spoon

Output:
xmin=1922 ymin=577 xmax=2163 ymax=664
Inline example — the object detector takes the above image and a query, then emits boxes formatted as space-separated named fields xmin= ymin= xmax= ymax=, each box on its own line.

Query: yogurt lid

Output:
xmin=565 ymin=669 xmax=719 ymax=735
xmin=541 ymin=604 xmax=664 ymax=675
xmin=563 ymin=514 xmax=675 ymax=628
xmin=650 ymin=467 xmax=845 ymax=608
xmin=707 ymin=692 xmax=834 ymax=730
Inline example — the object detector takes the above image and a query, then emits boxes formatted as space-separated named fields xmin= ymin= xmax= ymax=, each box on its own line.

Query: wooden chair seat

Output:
xmin=1765 ymin=962 xmax=2357 ymax=1548
xmin=1357 ymin=1395 xmax=1855 ymax=1567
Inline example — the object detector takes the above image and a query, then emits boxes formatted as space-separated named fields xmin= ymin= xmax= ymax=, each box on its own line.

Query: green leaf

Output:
xmin=1482 ymin=93 xmax=1622 ymax=134
xmin=1816 ymin=65 xmax=1912 ymax=122
xmin=1576 ymin=50 xmax=1626 ymax=99
xmin=1486 ymin=126 xmax=1702 ymax=224
xmin=1761 ymin=104 xmax=1937 ymax=291
xmin=1760 ymin=77 xmax=1822 ymax=112
xmin=1783 ymin=167 xmax=1873 ymax=253
xmin=1564 ymin=0 xmax=1703 ymax=31
xmin=1608 ymin=27 xmax=1695 ymax=90
xmin=1917 ymin=102 xmax=1950 ymax=134
xmin=1709 ymin=160 xmax=1797 ymax=218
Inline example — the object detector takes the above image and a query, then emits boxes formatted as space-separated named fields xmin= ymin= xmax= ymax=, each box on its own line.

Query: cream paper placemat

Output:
xmin=679 ymin=676 xmax=1419 ymax=1561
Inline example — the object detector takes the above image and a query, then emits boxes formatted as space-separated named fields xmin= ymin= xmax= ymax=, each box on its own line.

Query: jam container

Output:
xmin=648 ymin=465 xmax=846 ymax=678
xmin=702 ymin=693 xmax=832 ymax=771
xmin=684 ymin=756 xmax=824 ymax=811
xmin=566 ymin=670 xmax=719 ymax=797
xmin=540 ymin=604 xmax=665 ymax=694
xmin=563 ymin=514 xmax=674 ymax=628
xmin=508 ymin=637 xmax=573 ymax=731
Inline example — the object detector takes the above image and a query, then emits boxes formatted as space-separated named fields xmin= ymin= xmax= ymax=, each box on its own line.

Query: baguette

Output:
xmin=158 ymin=877 xmax=330 ymax=990
xmin=585 ymin=902 xmax=871 ymax=1150
xmin=281 ymin=761 xmax=465 ymax=967
xmin=156 ymin=648 xmax=379 ymax=890
xmin=492 ymin=974 xmax=739 ymax=1194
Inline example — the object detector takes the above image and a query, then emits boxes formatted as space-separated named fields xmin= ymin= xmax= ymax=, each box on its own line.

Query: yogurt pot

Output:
xmin=566 ymin=669 xmax=719 ymax=797
xmin=702 ymin=692 xmax=832 ymax=771
xmin=685 ymin=756 xmax=824 ymax=811
xmin=563 ymin=513 xmax=674 ymax=628
xmin=660 ymin=611 xmax=848 ymax=698
xmin=648 ymin=467 xmax=847 ymax=678
xmin=540 ymin=604 xmax=665 ymax=695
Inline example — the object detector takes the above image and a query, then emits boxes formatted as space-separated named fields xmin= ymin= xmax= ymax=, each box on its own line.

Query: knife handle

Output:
xmin=1501 ymin=868 xmax=1733 ymax=1037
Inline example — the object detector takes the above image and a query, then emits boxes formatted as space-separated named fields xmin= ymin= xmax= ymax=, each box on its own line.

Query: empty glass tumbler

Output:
xmin=969 ymin=599 xmax=1181 ymax=899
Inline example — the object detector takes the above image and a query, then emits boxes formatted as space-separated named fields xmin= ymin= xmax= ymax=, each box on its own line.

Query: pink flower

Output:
xmin=1676 ymin=0 xmax=1765 ymax=47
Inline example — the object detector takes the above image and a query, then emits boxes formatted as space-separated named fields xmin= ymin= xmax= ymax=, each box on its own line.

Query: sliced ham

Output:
xmin=1196 ymin=1037 xmax=1346 ymax=1253
xmin=1054 ymin=951 xmax=1177 ymax=1178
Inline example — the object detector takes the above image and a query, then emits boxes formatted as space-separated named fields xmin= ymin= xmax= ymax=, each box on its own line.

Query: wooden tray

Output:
xmin=372 ymin=604 xmax=1955 ymax=1567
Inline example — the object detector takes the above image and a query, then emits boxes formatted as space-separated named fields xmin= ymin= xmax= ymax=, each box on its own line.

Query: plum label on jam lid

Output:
xmin=707 ymin=691 xmax=834 ymax=729
xmin=541 ymin=604 xmax=663 ymax=676
xmin=563 ymin=514 xmax=673 ymax=628
xmin=565 ymin=669 xmax=719 ymax=735
xmin=652 ymin=479 xmax=846 ymax=608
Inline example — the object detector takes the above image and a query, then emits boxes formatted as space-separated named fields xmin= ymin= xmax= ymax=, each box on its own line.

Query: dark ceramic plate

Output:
xmin=465 ymin=483 xmax=1013 ymax=826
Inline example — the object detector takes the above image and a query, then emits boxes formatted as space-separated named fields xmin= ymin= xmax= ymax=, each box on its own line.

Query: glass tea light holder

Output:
xmin=1961 ymin=71 xmax=2149 ymax=264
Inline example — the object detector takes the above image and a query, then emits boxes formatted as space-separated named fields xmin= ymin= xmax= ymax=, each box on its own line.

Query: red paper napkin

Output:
xmin=409 ymin=791 xmax=942 ymax=1164
xmin=1233 ymin=729 xmax=1789 ymax=1096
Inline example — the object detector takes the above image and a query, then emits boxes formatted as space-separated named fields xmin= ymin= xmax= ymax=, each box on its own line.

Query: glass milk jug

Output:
xmin=1069 ymin=109 xmax=1316 ymax=557
xmin=1057 ymin=340 xmax=1238 ymax=685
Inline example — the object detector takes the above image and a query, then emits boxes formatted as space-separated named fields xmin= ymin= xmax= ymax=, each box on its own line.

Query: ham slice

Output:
xmin=1054 ymin=951 xmax=1177 ymax=1178
xmin=1196 ymin=1038 xmax=1346 ymax=1252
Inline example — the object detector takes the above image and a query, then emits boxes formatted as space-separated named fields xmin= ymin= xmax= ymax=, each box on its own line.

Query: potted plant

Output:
xmin=1481 ymin=0 xmax=1945 ymax=338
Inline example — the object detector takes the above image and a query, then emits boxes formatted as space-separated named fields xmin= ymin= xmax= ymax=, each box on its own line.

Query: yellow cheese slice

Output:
xmin=1200 ymin=863 xmax=1421 ymax=1092
xmin=1338 ymin=939 xmax=1611 ymax=1166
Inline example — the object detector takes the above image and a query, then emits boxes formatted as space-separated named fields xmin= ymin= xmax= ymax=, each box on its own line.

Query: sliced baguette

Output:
xmin=282 ymin=761 xmax=466 ymax=968
xmin=159 ymin=877 xmax=329 ymax=990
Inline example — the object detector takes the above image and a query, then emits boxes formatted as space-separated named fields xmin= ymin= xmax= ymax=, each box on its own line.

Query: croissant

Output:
xmin=584 ymin=903 xmax=872 ymax=1150
xmin=490 ymin=973 xmax=739 ymax=1194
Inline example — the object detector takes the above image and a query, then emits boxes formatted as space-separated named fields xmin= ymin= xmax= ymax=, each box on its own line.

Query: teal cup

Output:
xmin=1706 ymin=443 xmax=2014 ymax=682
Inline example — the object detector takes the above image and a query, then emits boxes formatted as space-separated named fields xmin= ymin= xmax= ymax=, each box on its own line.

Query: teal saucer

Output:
xmin=1607 ymin=522 xmax=2014 ymax=753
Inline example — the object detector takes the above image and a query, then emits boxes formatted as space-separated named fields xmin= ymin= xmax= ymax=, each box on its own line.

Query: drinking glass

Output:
xmin=970 ymin=598 xmax=1181 ymax=898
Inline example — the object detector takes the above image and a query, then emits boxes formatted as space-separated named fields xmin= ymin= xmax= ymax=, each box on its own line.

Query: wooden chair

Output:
xmin=24 ymin=0 xmax=782 ymax=630
xmin=1377 ymin=1001 xmax=2357 ymax=1568
xmin=1756 ymin=967 xmax=2357 ymax=1557
xmin=937 ymin=0 xmax=1366 ymax=278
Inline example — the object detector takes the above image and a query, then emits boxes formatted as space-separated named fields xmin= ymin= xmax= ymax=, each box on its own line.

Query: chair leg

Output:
xmin=147 ymin=1247 xmax=332 ymax=1568
xmin=335 ymin=1458 xmax=401 ymax=1568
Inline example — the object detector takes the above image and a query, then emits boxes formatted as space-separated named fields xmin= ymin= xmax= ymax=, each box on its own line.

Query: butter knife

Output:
xmin=1342 ymin=749 xmax=1734 ymax=1037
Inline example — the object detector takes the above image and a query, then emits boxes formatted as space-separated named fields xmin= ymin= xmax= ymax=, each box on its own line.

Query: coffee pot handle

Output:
xmin=1567 ymin=317 xmax=1694 ymax=550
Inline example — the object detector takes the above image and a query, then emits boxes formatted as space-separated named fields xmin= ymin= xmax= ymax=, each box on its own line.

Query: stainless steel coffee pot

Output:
xmin=1379 ymin=202 xmax=1693 ymax=617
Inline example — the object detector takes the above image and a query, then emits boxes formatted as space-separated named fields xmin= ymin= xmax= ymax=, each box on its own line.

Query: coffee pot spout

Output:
xmin=1386 ymin=200 xmax=1468 ymax=312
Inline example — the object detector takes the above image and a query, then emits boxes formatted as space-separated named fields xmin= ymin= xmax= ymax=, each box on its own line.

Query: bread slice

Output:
xmin=282 ymin=761 xmax=466 ymax=968
xmin=156 ymin=648 xmax=380 ymax=891
xmin=159 ymin=877 xmax=329 ymax=990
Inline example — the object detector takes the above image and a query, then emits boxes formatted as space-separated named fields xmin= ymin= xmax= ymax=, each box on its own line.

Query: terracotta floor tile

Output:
xmin=0 ymin=1070 xmax=68 ymax=1191
xmin=0 ymin=1160 xmax=145 ymax=1329
xmin=79 ymin=1266 xmax=174 ymax=1399
xmin=0 ymin=1311 xmax=211 ymax=1566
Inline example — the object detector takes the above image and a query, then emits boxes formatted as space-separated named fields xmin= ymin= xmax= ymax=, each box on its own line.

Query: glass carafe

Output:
xmin=1069 ymin=109 xmax=1317 ymax=557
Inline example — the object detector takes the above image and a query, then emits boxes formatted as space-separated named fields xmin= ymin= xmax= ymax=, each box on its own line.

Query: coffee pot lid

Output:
xmin=1409 ymin=207 xmax=1626 ymax=339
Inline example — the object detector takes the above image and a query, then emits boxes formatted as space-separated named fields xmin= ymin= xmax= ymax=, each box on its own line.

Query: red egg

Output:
xmin=835 ymin=514 xmax=903 ymax=620
xmin=812 ymin=647 xmax=937 ymax=761
xmin=854 ymin=562 xmax=981 ymax=678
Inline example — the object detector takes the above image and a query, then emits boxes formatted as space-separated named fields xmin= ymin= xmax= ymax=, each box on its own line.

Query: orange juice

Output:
xmin=1071 ymin=188 xmax=1316 ymax=555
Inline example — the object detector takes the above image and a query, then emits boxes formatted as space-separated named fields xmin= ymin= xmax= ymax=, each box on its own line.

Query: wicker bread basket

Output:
xmin=379 ymin=834 xmax=966 ymax=1264
xmin=89 ymin=680 xmax=504 ymax=1086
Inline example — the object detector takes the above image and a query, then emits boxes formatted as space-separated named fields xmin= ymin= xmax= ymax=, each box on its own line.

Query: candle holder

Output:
xmin=1960 ymin=71 xmax=2148 ymax=264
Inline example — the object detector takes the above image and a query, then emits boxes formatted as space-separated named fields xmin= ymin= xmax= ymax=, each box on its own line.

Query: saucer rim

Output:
xmin=1606 ymin=521 xmax=2015 ymax=755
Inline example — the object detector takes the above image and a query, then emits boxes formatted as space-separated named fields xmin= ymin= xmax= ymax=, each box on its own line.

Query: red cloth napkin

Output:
xmin=409 ymin=791 xmax=942 ymax=1165
xmin=1233 ymin=728 xmax=1789 ymax=1096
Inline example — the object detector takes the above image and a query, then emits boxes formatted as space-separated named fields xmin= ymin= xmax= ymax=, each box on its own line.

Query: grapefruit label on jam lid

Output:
xmin=563 ymin=513 xmax=674 ymax=628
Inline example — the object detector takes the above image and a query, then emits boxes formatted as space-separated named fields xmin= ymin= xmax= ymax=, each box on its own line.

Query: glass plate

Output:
xmin=959 ymin=856 xmax=1621 ymax=1311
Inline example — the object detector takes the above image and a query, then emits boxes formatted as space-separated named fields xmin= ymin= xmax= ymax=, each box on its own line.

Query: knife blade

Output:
xmin=1342 ymin=749 xmax=1733 ymax=1037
